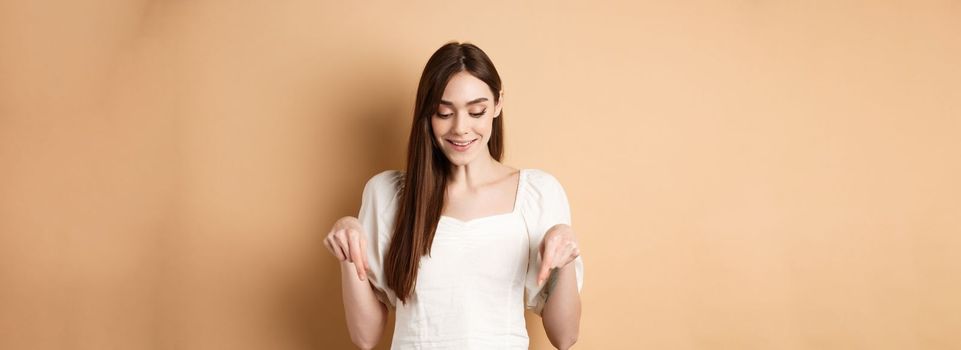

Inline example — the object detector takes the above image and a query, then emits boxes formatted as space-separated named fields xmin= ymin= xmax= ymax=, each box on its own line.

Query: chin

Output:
xmin=444 ymin=151 xmax=478 ymax=164
xmin=447 ymin=156 xmax=473 ymax=166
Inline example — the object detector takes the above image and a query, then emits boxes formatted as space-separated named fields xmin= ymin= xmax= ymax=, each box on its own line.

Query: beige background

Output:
xmin=1 ymin=1 xmax=959 ymax=349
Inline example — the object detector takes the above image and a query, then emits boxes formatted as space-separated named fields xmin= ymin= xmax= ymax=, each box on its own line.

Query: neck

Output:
xmin=447 ymin=153 xmax=501 ymax=189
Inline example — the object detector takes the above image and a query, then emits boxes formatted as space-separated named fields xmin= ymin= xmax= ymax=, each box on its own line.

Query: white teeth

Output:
xmin=450 ymin=140 xmax=473 ymax=146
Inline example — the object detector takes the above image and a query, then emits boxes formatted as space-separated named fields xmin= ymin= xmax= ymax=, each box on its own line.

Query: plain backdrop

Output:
xmin=1 ymin=1 xmax=959 ymax=349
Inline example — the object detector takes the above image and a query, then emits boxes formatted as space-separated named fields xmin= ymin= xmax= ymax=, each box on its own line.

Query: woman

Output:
xmin=324 ymin=42 xmax=584 ymax=350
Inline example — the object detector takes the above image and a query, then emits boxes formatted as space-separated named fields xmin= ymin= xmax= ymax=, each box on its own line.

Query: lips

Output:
xmin=447 ymin=139 xmax=475 ymax=146
xmin=446 ymin=138 xmax=476 ymax=151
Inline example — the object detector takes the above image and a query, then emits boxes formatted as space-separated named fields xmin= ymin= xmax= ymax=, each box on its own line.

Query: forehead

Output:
xmin=441 ymin=71 xmax=493 ymax=104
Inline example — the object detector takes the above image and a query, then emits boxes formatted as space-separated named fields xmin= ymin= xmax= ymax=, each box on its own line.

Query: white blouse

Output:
xmin=357 ymin=168 xmax=585 ymax=349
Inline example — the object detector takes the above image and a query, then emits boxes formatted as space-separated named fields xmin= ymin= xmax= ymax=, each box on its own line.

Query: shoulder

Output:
xmin=519 ymin=168 xmax=570 ymax=205
xmin=363 ymin=170 xmax=405 ymax=199
xmin=523 ymin=168 xmax=566 ymax=191
xmin=366 ymin=169 xmax=405 ymax=187
xmin=518 ymin=168 xmax=573 ymax=230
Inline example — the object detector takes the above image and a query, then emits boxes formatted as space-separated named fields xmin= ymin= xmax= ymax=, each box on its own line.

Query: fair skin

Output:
xmin=324 ymin=71 xmax=581 ymax=349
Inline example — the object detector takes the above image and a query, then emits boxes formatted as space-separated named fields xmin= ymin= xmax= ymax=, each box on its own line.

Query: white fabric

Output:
xmin=357 ymin=168 xmax=585 ymax=349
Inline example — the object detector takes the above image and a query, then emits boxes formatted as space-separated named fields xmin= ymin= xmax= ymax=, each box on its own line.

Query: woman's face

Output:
xmin=431 ymin=71 xmax=503 ymax=167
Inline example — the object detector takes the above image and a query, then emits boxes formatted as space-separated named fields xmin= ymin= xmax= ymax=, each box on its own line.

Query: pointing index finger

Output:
xmin=538 ymin=244 xmax=555 ymax=287
xmin=358 ymin=235 xmax=369 ymax=282
xmin=348 ymin=232 xmax=367 ymax=282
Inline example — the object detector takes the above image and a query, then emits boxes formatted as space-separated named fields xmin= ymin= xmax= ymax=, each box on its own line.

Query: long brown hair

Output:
xmin=384 ymin=42 xmax=505 ymax=303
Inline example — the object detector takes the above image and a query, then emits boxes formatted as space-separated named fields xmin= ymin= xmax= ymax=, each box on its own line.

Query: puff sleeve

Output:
xmin=521 ymin=170 xmax=585 ymax=316
xmin=357 ymin=170 xmax=404 ymax=308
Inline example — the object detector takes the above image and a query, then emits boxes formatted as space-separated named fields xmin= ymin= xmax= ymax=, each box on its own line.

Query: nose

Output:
xmin=453 ymin=113 xmax=470 ymax=135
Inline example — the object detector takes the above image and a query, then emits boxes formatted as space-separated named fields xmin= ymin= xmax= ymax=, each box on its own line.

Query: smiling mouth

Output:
xmin=447 ymin=139 xmax=476 ymax=147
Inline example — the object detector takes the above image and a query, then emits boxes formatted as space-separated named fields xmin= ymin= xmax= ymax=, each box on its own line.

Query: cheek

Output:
xmin=431 ymin=119 xmax=445 ymax=136
xmin=480 ymin=119 xmax=494 ymax=137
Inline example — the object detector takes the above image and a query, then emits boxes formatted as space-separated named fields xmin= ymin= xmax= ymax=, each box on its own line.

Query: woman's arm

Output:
xmin=340 ymin=260 xmax=388 ymax=349
xmin=541 ymin=262 xmax=581 ymax=349
xmin=537 ymin=224 xmax=582 ymax=349
xmin=326 ymin=216 xmax=388 ymax=349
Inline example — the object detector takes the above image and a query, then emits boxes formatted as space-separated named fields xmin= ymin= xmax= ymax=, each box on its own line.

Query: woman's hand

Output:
xmin=537 ymin=224 xmax=580 ymax=287
xmin=324 ymin=216 xmax=369 ymax=282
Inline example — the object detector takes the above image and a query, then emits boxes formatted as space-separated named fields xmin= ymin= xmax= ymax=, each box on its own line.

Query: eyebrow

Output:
xmin=439 ymin=97 xmax=489 ymax=106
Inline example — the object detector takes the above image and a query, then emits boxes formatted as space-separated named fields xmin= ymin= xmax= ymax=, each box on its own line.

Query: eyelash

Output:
xmin=437 ymin=109 xmax=486 ymax=118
